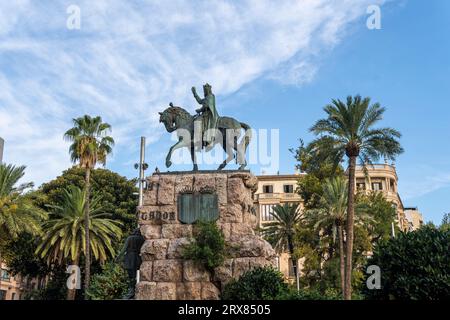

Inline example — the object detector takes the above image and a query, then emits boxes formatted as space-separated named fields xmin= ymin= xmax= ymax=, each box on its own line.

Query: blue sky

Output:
xmin=0 ymin=1 xmax=448 ymax=224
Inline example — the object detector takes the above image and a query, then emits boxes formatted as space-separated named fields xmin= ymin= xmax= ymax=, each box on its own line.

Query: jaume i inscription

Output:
xmin=178 ymin=187 xmax=219 ymax=224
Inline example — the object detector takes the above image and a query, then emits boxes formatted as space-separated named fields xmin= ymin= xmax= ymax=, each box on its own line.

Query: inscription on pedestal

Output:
xmin=139 ymin=211 xmax=176 ymax=221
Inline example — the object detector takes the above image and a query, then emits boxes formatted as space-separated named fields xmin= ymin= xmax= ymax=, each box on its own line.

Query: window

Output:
xmin=1 ymin=269 xmax=10 ymax=282
xmin=0 ymin=290 xmax=6 ymax=300
xmin=288 ymin=259 xmax=296 ymax=277
xmin=263 ymin=185 xmax=273 ymax=193
xmin=390 ymin=179 xmax=396 ymax=191
xmin=260 ymin=204 xmax=276 ymax=221
xmin=283 ymin=185 xmax=294 ymax=193
xmin=11 ymin=293 xmax=16 ymax=300
xmin=356 ymin=183 xmax=366 ymax=191
xmin=371 ymin=182 xmax=382 ymax=191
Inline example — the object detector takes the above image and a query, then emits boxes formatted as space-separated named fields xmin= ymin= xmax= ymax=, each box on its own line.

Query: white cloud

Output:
xmin=0 ymin=0 xmax=388 ymax=185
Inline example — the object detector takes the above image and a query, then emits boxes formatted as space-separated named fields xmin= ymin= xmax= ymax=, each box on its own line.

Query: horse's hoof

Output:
xmin=217 ymin=165 xmax=225 ymax=170
xmin=166 ymin=160 xmax=172 ymax=168
xmin=193 ymin=165 xmax=198 ymax=171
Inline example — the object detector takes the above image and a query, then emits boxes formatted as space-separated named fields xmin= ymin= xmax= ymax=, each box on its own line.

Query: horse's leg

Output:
xmin=236 ymin=133 xmax=247 ymax=170
xmin=190 ymin=141 xmax=198 ymax=171
xmin=218 ymin=130 xmax=234 ymax=170
xmin=165 ymin=138 xmax=184 ymax=168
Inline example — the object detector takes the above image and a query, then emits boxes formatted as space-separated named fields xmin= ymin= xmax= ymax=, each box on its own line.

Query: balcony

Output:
xmin=256 ymin=193 xmax=301 ymax=201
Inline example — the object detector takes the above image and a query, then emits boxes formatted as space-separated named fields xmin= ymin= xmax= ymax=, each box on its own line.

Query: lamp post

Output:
xmin=0 ymin=137 xmax=4 ymax=163
xmin=134 ymin=137 xmax=148 ymax=209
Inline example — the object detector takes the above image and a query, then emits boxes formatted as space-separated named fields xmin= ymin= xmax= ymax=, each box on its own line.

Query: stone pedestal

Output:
xmin=135 ymin=171 xmax=277 ymax=300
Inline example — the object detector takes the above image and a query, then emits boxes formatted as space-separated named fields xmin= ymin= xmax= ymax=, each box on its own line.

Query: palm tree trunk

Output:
xmin=0 ymin=250 xmax=3 ymax=293
xmin=83 ymin=167 xmax=91 ymax=297
xmin=67 ymin=256 xmax=80 ymax=300
xmin=287 ymin=235 xmax=299 ymax=290
xmin=338 ymin=224 xmax=345 ymax=299
xmin=344 ymin=156 xmax=356 ymax=300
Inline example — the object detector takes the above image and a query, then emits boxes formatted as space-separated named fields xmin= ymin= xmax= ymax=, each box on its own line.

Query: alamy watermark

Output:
xmin=366 ymin=265 xmax=381 ymax=290
xmin=367 ymin=5 xmax=382 ymax=30
xmin=66 ymin=4 xmax=81 ymax=30
xmin=66 ymin=265 xmax=81 ymax=290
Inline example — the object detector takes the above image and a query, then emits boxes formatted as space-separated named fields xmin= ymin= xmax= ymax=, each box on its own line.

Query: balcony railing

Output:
xmin=354 ymin=164 xmax=397 ymax=173
xmin=256 ymin=193 xmax=301 ymax=200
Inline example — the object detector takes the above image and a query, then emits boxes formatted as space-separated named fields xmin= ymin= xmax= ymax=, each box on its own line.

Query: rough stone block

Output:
xmin=217 ymin=222 xmax=232 ymax=240
xmin=193 ymin=174 xmax=216 ymax=192
xmin=176 ymin=282 xmax=202 ymax=300
xmin=227 ymin=177 xmax=245 ymax=204
xmin=200 ymin=282 xmax=220 ymax=300
xmin=157 ymin=175 xmax=176 ymax=205
xmin=162 ymin=224 xmax=192 ymax=239
xmin=249 ymin=257 xmax=276 ymax=269
xmin=215 ymin=174 xmax=228 ymax=205
xmin=167 ymin=237 xmax=190 ymax=259
xmin=153 ymin=259 xmax=182 ymax=282
xmin=140 ymin=261 xmax=153 ymax=281
xmin=175 ymin=174 xmax=194 ymax=195
xmin=219 ymin=203 xmax=243 ymax=223
xmin=233 ymin=257 xmax=252 ymax=278
xmin=156 ymin=282 xmax=177 ymax=300
xmin=230 ymin=223 xmax=254 ymax=238
xmin=230 ymin=236 xmax=275 ymax=258
xmin=213 ymin=259 xmax=233 ymax=284
xmin=141 ymin=239 xmax=169 ymax=261
xmin=140 ymin=224 xmax=162 ymax=240
xmin=135 ymin=281 xmax=157 ymax=300
xmin=183 ymin=260 xmax=210 ymax=282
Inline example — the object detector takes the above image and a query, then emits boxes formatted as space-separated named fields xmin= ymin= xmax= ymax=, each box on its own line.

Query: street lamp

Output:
xmin=134 ymin=137 xmax=148 ymax=209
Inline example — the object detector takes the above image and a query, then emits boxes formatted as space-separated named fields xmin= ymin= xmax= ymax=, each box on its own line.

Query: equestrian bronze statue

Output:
xmin=159 ymin=83 xmax=251 ymax=171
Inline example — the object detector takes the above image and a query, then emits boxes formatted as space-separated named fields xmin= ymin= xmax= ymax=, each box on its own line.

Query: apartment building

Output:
xmin=404 ymin=207 xmax=424 ymax=231
xmin=254 ymin=163 xmax=421 ymax=279
xmin=1 ymin=262 xmax=23 ymax=300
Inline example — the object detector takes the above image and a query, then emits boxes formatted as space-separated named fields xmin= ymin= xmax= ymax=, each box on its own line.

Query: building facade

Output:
xmin=254 ymin=164 xmax=420 ymax=279
xmin=404 ymin=207 xmax=424 ymax=231
xmin=1 ymin=262 xmax=23 ymax=300
xmin=254 ymin=173 xmax=304 ymax=278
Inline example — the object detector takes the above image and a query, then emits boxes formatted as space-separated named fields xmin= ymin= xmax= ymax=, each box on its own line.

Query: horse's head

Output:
xmin=159 ymin=104 xmax=192 ymax=133
xmin=159 ymin=108 xmax=176 ymax=133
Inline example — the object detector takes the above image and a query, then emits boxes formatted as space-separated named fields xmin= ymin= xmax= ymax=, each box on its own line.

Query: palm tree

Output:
xmin=308 ymin=95 xmax=403 ymax=299
xmin=311 ymin=177 xmax=348 ymax=297
xmin=0 ymin=164 xmax=46 ymax=290
xmin=64 ymin=115 xmax=114 ymax=292
xmin=36 ymin=186 xmax=122 ymax=300
xmin=262 ymin=203 xmax=303 ymax=290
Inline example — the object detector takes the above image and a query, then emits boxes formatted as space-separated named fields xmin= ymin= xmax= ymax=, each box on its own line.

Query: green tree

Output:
xmin=307 ymin=95 xmax=403 ymax=299
xmin=364 ymin=226 xmax=450 ymax=300
xmin=222 ymin=267 xmax=288 ymax=300
xmin=86 ymin=262 xmax=128 ymax=300
xmin=64 ymin=115 xmax=114 ymax=293
xmin=262 ymin=203 xmax=303 ymax=290
xmin=38 ymin=167 xmax=137 ymax=234
xmin=440 ymin=213 xmax=450 ymax=232
xmin=356 ymin=191 xmax=398 ymax=243
xmin=183 ymin=220 xmax=226 ymax=272
xmin=0 ymin=164 xmax=46 ymax=289
xmin=291 ymin=140 xmax=344 ymax=209
xmin=311 ymin=176 xmax=348 ymax=297
xmin=35 ymin=186 xmax=122 ymax=300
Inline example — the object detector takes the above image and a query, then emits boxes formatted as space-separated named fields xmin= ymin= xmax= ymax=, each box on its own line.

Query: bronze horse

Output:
xmin=159 ymin=105 xmax=251 ymax=171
